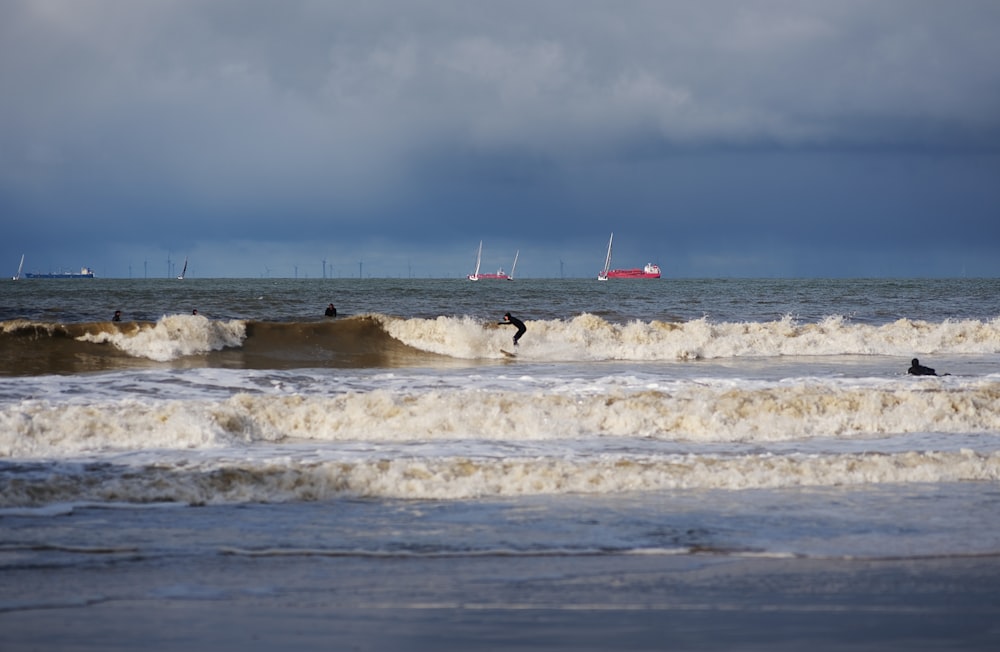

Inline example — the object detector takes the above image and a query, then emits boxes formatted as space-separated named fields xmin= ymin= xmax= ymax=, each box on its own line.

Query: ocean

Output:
xmin=2 ymin=277 xmax=1000 ymax=650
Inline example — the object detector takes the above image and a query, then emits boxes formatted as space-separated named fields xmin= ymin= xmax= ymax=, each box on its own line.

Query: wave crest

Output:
xmin=76 ymin=314 xmax=247 ymax=361
xmin=383 ymin=313 xmax=1000 ymax=361
xmin=3 ymin=313 xmax=999 ymax=375
xmin=2 ymin=450 xmax=998 ymax=506
xmin=4 ymin=382 xmax=1000 ymax=457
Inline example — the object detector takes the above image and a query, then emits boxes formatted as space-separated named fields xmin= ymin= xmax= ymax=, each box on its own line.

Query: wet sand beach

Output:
xmin=3 ymin=553 xmax=999 ymax=651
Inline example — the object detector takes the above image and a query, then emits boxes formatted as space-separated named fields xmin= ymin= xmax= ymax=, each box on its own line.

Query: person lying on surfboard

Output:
xmin=908 ymin=358 xmax=938 ymax=376
xmin=499 ymin=312 xmax=526 ymax=346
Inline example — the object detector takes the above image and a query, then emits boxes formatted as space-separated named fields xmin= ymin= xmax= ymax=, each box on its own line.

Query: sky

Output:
xmin=2 ymin=0 xmax=999 ymax=279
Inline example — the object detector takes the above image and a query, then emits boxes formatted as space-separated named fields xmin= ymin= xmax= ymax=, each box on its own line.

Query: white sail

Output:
xmin=13 ymin=254 xmax=25 ymax=281
xmin=177 ymin=257 xmax=188 ymax=280
xmin=508 ymin=250 xmax=519 ymax=281
xmin=598 ymin=233 xmax=613 ymax=281
xmin=467 ymin=241 xmax=483 ymax=281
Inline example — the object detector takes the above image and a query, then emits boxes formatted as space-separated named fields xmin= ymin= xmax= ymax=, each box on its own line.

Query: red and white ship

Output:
xmin=597 ymin=233 xmax=660 ymax=280
xmin=468 ymin=241 xmax=519 ymax=281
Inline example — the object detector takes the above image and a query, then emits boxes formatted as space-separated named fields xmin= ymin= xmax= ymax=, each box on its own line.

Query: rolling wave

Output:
xmin=3 ymin=382 xmax=1000 ymax=457
xmin=2 ymin=312 xmax=999 ymax=376
xmin=2 ymin=450 xmax=998 ymax=506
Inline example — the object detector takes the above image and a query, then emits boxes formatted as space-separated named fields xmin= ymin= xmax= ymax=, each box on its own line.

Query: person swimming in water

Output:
xmin=908 ymin=358 xmax=938 ymax=376
xmin=325 ymin=303 xmax=337 ymax=317
xmin=112 ymin=310 xmax=121 ymax=322
xmin=499 ymin=312 xmax=526 ymax=346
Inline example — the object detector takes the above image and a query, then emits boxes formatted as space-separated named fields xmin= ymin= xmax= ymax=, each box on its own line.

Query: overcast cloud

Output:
xmin=2 ymin=0 xmax=999 ymax=278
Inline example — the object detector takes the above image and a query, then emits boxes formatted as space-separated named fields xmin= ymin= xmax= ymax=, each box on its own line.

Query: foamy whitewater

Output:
xmin=2 ymin=277 xmax=1000 ymax=572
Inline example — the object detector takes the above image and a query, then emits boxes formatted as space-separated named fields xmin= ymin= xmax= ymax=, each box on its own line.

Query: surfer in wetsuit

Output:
xmin=908 ymin=358 xmax=937 ymax=376
xmin=112 ymin=310 xmax=121 ymax=322
xmin=500 ymin=312 xmax=526 ymax=346
xmin=325 ymin=303 xmax=337 ymax=317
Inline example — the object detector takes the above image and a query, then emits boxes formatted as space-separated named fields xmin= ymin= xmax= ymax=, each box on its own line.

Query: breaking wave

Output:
xmin=3 ymin=381 xmax=1000 ymax=457
xmin=2 ymin=313 xmax=1000 ymax=375
xmin=2 ymin=449 xmax=998 ymax=506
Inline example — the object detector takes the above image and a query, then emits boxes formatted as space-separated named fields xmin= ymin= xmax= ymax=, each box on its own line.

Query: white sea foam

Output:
xmin=3 ymin=379 xmax=1000 ymax=457
xmin=2 ymin=450 xmax=998 ymax=506
xmin=76 ymin=314 xmax=247 ymax=361
xmin=383 ymin=314 xmax=1000 ymax=361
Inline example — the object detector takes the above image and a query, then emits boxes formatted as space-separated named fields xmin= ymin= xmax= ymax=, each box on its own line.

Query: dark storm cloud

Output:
xmin=1 ymin=0 xmax=999 ymax=277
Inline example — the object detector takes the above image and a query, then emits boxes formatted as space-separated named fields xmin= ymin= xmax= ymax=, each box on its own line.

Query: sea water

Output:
xmin=2 ymin=277 xmax=1000 ymax=614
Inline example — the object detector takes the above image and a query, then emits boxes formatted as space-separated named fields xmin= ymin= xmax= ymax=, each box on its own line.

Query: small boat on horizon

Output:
xmin=177 ymin=257 xmax=188 ymax=280
xmin=468 ymin=241 xmax=518 ymax=281
xmin=507 ymin=250 xmax=519 ymax=281
xmin=12 ymin=254 xmax=24 ymax=281
xmin=597 ymin=233 xmax=660 ymax=280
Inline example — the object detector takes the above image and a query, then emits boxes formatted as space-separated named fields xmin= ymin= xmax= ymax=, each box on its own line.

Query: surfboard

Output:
xmin=500 ymin=349 xmax=517 ymax=358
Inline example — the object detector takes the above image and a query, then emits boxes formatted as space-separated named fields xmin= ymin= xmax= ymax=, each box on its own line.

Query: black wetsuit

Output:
xmin=908 ymin=359 xmax=937 ymax=376
xmin=325 ymin=305 xmax=337 ymax=317
xmin=500 ymin=313 xmax=526 ymax=346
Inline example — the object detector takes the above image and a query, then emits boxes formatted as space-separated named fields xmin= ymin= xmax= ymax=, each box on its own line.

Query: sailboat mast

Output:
xmin=599 ymin=233 xmax=613 ymax=280
xmin=13 ymin=254 xmax=25 ymax=281
xmin=468 ymin=240 xmax=483 ymax=280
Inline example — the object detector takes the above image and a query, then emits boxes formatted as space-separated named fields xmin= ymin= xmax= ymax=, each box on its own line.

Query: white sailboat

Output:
xmin=177 ymin=257 xmax=188 ymax=280
xmin=12 ymin=254 xmax=24 ymax=281
xmin=507 ymin=250 xmax=519 ymax=281
xmin=467 ymin=241 xmax=483 ymax=281
xmin=598 ymin=233 xmax=613 ymax=281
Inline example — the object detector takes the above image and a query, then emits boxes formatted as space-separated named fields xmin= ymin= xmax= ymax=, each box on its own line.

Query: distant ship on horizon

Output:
xmin=467 ymin=241 xmax=519 ymax=281
xmin=24 ymin=265 xmax=96 ymax=279
xmin=597 ymin=233 xmax=661 ymax=280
